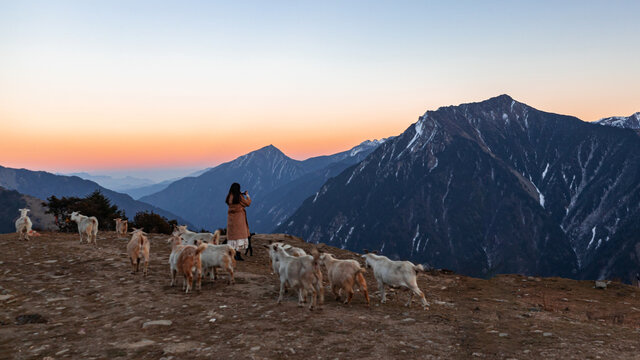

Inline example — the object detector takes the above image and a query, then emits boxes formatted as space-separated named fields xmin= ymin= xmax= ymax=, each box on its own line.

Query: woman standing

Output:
xmin=225 ymin=182 xmax=251 ymax=261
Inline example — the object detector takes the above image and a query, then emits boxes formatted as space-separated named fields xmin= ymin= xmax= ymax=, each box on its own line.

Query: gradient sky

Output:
xmin=1 ymin=0 xmax=639 ymax=178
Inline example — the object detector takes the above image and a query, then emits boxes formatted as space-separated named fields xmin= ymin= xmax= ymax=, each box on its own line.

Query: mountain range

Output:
xmin=0 ymin=166 xmax=190 ymax=228
xmin=277 ymin=95 xmax=640 ymax=282
xmin=140 ymin=140 xmax=385 ymax=232
xmin=596 ymin=112 xmax=640 ymax=135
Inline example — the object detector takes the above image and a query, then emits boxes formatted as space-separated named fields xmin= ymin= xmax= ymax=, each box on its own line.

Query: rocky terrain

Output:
xmin=1 ymin=231 xmax=640 ymax=359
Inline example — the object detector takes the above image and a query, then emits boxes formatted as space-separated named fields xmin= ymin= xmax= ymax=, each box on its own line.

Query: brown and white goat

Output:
xmin=362 ymin=252 xmax=428 ymax=310
xmin=176 ymin=242 xmax=207 ymax=293
xmin=127 ymin=228 xmax=150 ymax=276
xmin=319 ymin=253 xmax=369 ymax=306
xmin=114 ymin=218 xmax=128 ymax=237
xmin=271 ymin=244 xmax=323 ymax=310
xmin=168 ymin=233 xmax=187 ymax=287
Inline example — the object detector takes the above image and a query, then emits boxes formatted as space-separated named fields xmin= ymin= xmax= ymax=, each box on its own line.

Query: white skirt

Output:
xmin=228 ymin=238 xmax=248 ymax=250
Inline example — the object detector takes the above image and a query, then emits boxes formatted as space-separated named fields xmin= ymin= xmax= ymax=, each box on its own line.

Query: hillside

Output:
xmin=1 ymin=232 xmax=640 ymax=359
xmin=0 ymin=166 xmax=191 ymax=228
xmin=0 ymin=187 xmax=55 ymax=233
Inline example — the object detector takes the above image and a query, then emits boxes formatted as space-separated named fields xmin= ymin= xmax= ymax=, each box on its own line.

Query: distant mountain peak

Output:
xmin=597 ymin=112 xmax=640 ymax=130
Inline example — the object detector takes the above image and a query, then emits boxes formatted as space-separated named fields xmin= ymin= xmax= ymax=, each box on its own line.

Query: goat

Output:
xmin=271 ymin=244 xmax=323 ymax=310
xmin=15 ymin=208 xmax=33 ymax=241
xmin=114 ymin=218 xmax=128 ymax=237
xmin=176 ymin=225 xmax=220 ymax=245
xmin=263 ymin=242 xmax=306 ymax=276
xmin=319 ymin=253 xmax=369 ymax=306
xmin=200 ymin=243 xmax=236 ymax=285
xmin=168 ymin=232 xmax=187 ymax=287
xmin=176 ymin=243 xmax=207 ymax=293
xmin=362 ymin=252 xmax=428 ymax=310
xmin=127 ymin=228 xmax=150 ymax=276
xmin=70 ymin=211 xmax=99 ymax=245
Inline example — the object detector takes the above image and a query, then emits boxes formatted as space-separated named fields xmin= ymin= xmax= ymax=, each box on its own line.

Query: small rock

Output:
xmin=209 ymin=318 xmax=217 ymax=323
xmin=78 ymin=329 xmax=86 ymax=335
xmin=125 ymin=316 xmax=143 ymax=324
xmin=46 ymin=297 xmax=69 ymax=302
xmin=122 ymin=339 xmax=156 ymax=349
xmin=543 ymin=332 xmax=553 ymax=337
xmin=0 ymin=295 xmax=14 ymax=301
xmin=472 ymin=353 xmax=484 ymax=357
xmin=595 ymin=281 xmax=607 ymax=289
xmin=44 ymin=260 xmax=57 ymax=264
xmin=250 ymin=346 xmax=261 ymax=352
xmin=56 ymin=349 xmax=70 ymax=355
xmin=15 ymin=314 xmax=47 ymax=325
xmin=499 ymin=333 xmax=508 ymax=337
xmin=142 ymin=320 xmax=173 ymax=328
xmin=401 ymin=318 xmax=416 ymax=323
xmin=289 ymin=348 xmax=296 ymax=354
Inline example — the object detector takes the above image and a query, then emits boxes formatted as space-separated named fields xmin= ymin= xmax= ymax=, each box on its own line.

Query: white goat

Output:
xmin=320 ymin=253 xmax=369 ymax=306
xmin=271 ymin=244 xmax=323 ymax=310
xmin=362 ymin=252 xmax=428 ymax=310
xmin=15 ymin=208 xmax=33 ymax=241
xmin=127 ymin=228 xmax=150 ymax=276
xmin=176 ymin=225 xmax=220 ymax=245
xmin=264 ymin=242 xmax=306 ymax=276
xmin=200 ymin=243 xmax=236 ymax=284
xmin=70 ymin=211 xmax=99 ymax=245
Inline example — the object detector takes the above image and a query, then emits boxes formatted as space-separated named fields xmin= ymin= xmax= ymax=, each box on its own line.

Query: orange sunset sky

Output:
xmin=1 ymin=1 xmax=639 ymax=178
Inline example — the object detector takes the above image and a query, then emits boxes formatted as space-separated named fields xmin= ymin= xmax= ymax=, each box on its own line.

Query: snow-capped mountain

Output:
xmin=140 ymin=140 xmax=385 ymax=232
xmin=596 ymin=112 xmax=640 ymax=129
xmin=596 ymin=112 xmax=640 ymax=135
xmin=278 ymin=95 xmax=640 ymax=281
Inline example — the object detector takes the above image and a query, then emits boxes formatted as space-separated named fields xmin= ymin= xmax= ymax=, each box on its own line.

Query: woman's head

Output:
xmin=226 ymin=182 xmax=242 ymax=204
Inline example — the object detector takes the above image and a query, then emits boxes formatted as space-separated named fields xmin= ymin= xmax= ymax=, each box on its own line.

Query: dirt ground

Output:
xmin=1 ymin=231 xmax=640 ymax=360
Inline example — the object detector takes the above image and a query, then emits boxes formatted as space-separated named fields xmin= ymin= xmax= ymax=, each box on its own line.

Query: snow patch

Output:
xmin=587 ymin=226 xmax=596 ymax=249
xmin=405 ymin=118 xmax=425 ymax=151
xmin=542 ymin=163 xmax=550 ymax=179
xmin=410 ymin=225 xmax=420 ymax=255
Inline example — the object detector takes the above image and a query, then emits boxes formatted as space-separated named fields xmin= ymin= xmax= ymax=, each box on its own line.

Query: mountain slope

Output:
xmin=141 ymin=141 xmax=383 ymax=232
xmin=278 ymin=95 xmax=640 ymax=280
xmin=0 ymin=166 xmax=190 ymax=227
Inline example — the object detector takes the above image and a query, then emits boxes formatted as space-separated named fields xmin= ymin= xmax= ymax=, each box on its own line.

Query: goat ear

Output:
xmin=262 ymin=244 xmax=270 ymax=249
xmin=372 ymin=250 xmax=378 ymax=254
xmin=363 ymin=249 xmax=369 ymax=254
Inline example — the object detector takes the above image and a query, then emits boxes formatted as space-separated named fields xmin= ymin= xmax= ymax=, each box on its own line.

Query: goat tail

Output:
xmin=414 ymin=264 xmax=425 ymax=273
xmin=91 ymin=218 xmax=98 ymax=233
xmin=195 ymin=242 xmax=207 ymax=255
xmin=212 ymin=230 xmax=221 ymax=245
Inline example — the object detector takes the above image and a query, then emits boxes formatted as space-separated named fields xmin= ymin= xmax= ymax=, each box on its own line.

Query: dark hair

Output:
xmin=226 ymin=183 xmax=242 ymax=205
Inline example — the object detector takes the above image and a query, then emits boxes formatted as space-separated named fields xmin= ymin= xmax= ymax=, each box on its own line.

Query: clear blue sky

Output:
xmin=1 ymin=0 xmax=639 ymax=177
